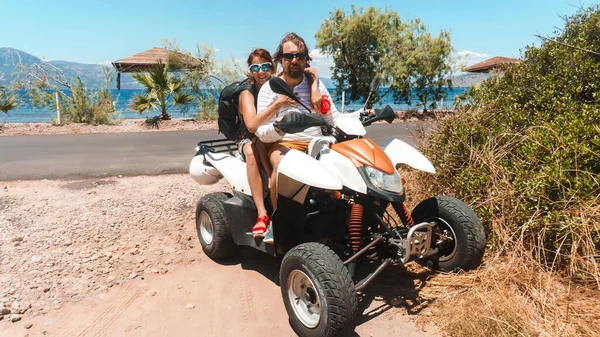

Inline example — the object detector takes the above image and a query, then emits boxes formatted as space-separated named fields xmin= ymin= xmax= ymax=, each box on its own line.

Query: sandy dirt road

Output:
xmin=0 ymin=175 xmax=437 ymax=337
xmin=1 ymin=249 xmax=436 ymax=337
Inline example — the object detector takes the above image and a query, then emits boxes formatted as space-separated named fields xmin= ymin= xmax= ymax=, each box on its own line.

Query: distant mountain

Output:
xmin=2 ymin=47 xmax=486 ymax=91
xmin=0 ymin=47 xmax=43 ymax=83
xmin=448 ymin=72 xmax=493 ymax=87
xmin=321 ymin=77 xmax=335 ymax=88
xmin=0 ymin=47 xmax=139 ymax=89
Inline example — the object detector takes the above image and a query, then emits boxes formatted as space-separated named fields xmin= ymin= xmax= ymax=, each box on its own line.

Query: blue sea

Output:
xmin=1 ymin=88 xmax=469 ymax=123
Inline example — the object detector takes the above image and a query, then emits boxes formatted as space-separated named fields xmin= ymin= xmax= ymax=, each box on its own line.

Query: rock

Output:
xmin=10 ymin=314 xmax=21 ymax=322
xmin=129 ymin=272 xmax=138 ymax=279
xmin=25 ymin=323 xmax=33 ymax=329
xmin=31 ymin=256 xmax=42 ymax=263
xmin=164 ymin=258 xmax=172 ymax=265
xmin=150 ymin=290 xmax=157 ymax=297
xmin=185 ymin=303 xmax=195 ymax=309
xmin=43 ymin=287 xmax=51 ymax=293
xmin=11 ymin=300 xmax=29 ymax=314
xmin=388 ymin=297 xmax=403 ymax=307
xmin=1 ymin=308 xmax=11 ymax=315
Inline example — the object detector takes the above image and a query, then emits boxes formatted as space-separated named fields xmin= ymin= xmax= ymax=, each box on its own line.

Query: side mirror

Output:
xmin=269 ymin=77 xmax=312 ymax=112
xmin=369 ymin=77 xmax=381 ymax=94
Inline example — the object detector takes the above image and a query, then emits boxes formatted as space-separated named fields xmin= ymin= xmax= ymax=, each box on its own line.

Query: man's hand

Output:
xmin=274 ymin=95 xmax=297 ymax=110
xmin=273 ymin=116 xmax=285 ymax=136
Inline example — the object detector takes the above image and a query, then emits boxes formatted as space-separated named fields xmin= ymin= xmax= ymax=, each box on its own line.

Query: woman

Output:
xmin=237 ymin=48 xmax=320 ymax=238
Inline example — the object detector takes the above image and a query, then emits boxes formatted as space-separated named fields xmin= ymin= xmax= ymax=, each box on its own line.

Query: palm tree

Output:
xmin=130 ymin=62 xmax=193 ymax=120
xmin=0 ymin=87 xmax=18 ymax=113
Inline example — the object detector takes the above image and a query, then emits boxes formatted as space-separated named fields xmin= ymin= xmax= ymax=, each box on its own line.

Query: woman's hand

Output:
xmin=304 ymin=67 xmax=321 ymax=112
xmin=304 ymin=67 xmax=319 ymax=83
xmin=310 ymin=88 xmax=322 ymax=112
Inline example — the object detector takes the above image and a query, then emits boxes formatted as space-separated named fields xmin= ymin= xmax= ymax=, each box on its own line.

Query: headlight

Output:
xmin=364 ymin=166 xmax=404 ymax=194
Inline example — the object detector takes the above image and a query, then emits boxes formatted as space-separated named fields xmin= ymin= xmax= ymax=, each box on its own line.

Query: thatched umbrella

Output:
xmin=112 ymin=47 xmax=204 ymax=89
xmin=464 ymin=56 xmax=521 ymax=73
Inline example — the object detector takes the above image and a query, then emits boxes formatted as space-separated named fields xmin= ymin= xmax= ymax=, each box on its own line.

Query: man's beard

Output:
xmin=286 ymin=65 xmax=303 ymax=79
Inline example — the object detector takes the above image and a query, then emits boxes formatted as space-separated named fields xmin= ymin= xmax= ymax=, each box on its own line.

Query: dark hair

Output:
xmin=273 ymin=32 xmax=312 ymax=64
xmin=246 ymin=48 xmax=276 ymax=81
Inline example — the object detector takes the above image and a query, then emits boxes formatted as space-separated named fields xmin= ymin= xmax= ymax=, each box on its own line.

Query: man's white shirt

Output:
xmin=255 ymin=74 xmax=339 ymax=143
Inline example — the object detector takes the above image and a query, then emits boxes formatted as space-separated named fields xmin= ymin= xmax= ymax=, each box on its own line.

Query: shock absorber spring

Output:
xmin=393 ymin=203 xmax=415 ymax=228
xmin=349 ymin=204 xmax=363 ymax=251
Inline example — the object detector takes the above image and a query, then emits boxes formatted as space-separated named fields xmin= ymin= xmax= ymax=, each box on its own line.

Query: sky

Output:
xmin=0 ymin=0 xmax=590 ymax=78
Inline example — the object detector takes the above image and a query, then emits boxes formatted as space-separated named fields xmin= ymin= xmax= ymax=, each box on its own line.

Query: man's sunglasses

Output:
xmin=281 ymin=52 xmax=307 ymax=61
xmin=249 ymin=62 xmax=272 ymax=72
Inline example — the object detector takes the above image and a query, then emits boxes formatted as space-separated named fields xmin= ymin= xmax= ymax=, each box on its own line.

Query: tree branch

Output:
xmin=371 ymin=86 xmax=394 ymax=106
xmin=31 ymin=63 xmax=71 ymax=89
xmin=534 ymin=34 xmax=600 ymax=56
xmin=340 ymin=41 xmax=361 ymax=87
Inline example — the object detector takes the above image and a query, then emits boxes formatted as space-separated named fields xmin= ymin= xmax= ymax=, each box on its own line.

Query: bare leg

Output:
xmin=268 ymin=145 xmax=289 ymax=211
xmin=244 ymin=142 xmax=268 ymax=234
xmin=244 ymin=142 xmax=267 ymax=216
xmin=252 ymin=138 xmax=273 ymax=178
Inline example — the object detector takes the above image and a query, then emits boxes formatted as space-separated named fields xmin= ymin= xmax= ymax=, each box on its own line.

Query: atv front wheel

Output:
xmin=195 ymin=192 xmax=238 ymax=259
xmin=280 ymin=242 xmax=358 ymax=337
xmin=411 ymin=196 xmax=486 ymax=271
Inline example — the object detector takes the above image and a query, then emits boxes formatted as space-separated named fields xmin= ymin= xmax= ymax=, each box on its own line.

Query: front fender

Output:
xmin=382 ymin=138 xmax=436 ymax=174
xmin=277 ymin=149 xmax=343 ymax=191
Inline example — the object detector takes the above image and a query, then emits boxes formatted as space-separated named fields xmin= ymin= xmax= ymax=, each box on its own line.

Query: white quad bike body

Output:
xmin=190 ymin=103 xmax=485 ymax=337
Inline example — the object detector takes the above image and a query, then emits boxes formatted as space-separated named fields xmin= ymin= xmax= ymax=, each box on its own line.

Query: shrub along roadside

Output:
xmin=421 ymin=3 xmax=600 ymax=286
xmin=409 ymin=5 xmax=600 ymax=336
xmin=17 ymin=64 xmax=118 ymax=125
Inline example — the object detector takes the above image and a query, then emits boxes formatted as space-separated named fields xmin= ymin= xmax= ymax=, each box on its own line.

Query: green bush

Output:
xmin=61 ymin=78 xmax=116 ymax=124
xmin=0 ymin=86 xmax=18 ymax=113
xmin=26 ymin=76 xmax=117 ymax=125
xmin=420 ymin=5 xmax=600 ymax=283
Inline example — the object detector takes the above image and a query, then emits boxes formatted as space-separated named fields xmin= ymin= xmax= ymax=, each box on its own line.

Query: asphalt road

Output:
xmin=0 ymin=123 xmax=426 ymax=181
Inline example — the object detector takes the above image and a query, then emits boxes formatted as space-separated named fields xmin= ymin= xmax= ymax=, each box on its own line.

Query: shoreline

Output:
xmin=0 ymin=110 xmax=451 ymax=136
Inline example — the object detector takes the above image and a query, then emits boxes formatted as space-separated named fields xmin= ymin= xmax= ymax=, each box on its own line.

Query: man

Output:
xmin=255 ymin=32 xmax=340 ymax=216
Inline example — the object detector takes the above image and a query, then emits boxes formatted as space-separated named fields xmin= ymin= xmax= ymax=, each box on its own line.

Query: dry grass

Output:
xmin=415 ymin=251 xmax=600 ymax=337
xmin=398 ymin=168 xmax=600 ymax=337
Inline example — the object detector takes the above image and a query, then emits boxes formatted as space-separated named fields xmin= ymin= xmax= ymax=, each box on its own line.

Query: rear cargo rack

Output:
xmin=196 ymin=138 xmax=238 ymax=156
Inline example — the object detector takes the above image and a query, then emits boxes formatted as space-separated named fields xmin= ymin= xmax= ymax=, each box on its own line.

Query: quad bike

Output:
xmin=189 ymin=78 xmax=486 ymax=337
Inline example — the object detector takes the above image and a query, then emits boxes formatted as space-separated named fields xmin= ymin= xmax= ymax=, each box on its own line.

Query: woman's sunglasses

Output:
xmin=249 ymin=62 xmax=272 ymax=72
xmin=281 ymin=52 xmax=307 ymax=61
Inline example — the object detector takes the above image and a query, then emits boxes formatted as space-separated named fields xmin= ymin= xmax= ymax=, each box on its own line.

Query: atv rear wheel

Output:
xmin=280 ymin=242 xmax=358 ymax=337
xmin=195 ymin=192 xmax=238 ymax=259
xmin=411 ymin=196 xmax=486 ymax=271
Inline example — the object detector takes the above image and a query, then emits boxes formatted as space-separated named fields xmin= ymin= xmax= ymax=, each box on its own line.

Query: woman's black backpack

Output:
xmin=217 ymin=79 xmax=256 ymax=140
